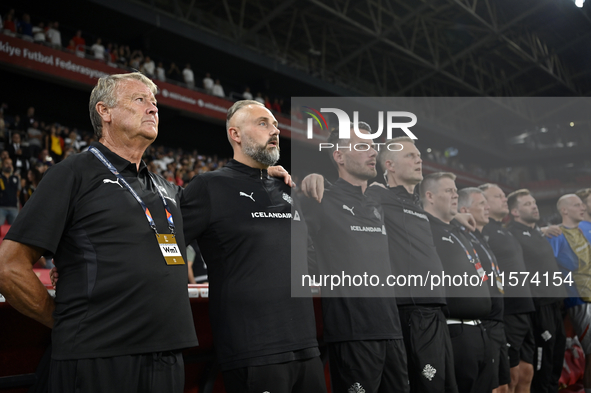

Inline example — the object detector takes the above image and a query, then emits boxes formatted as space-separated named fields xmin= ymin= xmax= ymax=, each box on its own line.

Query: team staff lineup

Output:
xmin=0 ymin=71 xmax=588 ymax=393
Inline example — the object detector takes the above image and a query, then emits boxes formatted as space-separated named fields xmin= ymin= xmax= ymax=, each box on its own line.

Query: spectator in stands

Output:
xmin=3 ymin=12 xmax=16 ymax=36
xmin=254 ymin=92 xmax=264 ymax=104
xmin=104 ymin=43 xmax=113 ymax=62
xmin=26 ymin=106 xmax=36 ymax=126
xmin=0 ymin=113 xmax=5 ymax=136
xmin=156 ymin=62 xmax=166 ymax=81
xmin=272 ymin=98 xmax=282 ymax=113
xmin=27 ymin=121 xmax=44 ymax=159
xmin=45 ymin=124 xmax=64 ymax=162
xmin=11 ymin=115 xmax=24 ymax=132
xmin=183 ymin=63 xmax=195 ymax=88
xmin=91 ymin=38 xmax=105 ymax=61
xmin=141 ymin=56 xmax=155 ymax=78
xmin=264 ymin=95 xmax=272 ymax=110
xmin=117 ymin=45 xmax=130 ymax=67
xmin=167 ymin=62 xmax=181 ymax=81
xmin=212 ymin=79 xmax=225 ymax=97
xmin=18 ymin=13 xmax=33 ymax=41
xmin=64 ymin=130 xmax=82 ymax=152
xmin=203 ymin=72 xmax=214 ymax=93
xmin=0 ymin=158 xmax=20 ymax=225
xmin=66 ymin=39 xmax=76 ymax=54
xmin=19 ymin=167 xmax=41 ymax=207
xmin=71 ymin=30 xmax=86 ymax=58
xmin=242 ymin=86 xmax=253 ymax=100
xmin=7 ymin=133 xmax=29 ymax=177
xmin=46 ymin=21 xmax=61 ymax=48
xmin=129 ymin=50 xmax=144 ymax=70
xmin=32 ymin=22 xmax=45 ymax=43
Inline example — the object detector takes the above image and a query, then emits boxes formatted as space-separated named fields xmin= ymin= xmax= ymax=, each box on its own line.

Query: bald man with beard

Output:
xmin=549 ymin=194 xmax=591 ymax=393
xmin=181 ymin=100 xmax=325 ymax=393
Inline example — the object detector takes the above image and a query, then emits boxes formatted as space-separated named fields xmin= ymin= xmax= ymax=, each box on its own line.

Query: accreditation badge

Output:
xmin=156 ymin=234 xmax=185 ymax=265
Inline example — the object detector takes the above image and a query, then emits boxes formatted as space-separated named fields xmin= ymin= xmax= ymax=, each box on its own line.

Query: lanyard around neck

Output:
xmin=89 ymin=146 xmax=176 ymax=236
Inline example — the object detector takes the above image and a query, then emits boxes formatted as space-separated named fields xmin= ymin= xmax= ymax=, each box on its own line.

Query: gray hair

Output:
xmin=458 ymin=187 xmax=483 ymax=210
xmin=89 ymin=72 xmax=157 ymax=139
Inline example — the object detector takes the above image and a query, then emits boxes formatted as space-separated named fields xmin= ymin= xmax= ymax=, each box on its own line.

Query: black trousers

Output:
xmin=398 ymin=305 xmax=459 ymax=393
xmin=222 ymin=356 xmax=327 ymax=393
xmin=481 ymin=319 xmax=510 ymax=388
xmin=531 ymin=302 xmax=567 ymax=393
xmin=448 ymin=323 xmax=493 ymax=393
xmin=328 ymin=339 xmax=410 ymax=393
xmin=49 ymin=351 xmax=184 ymax=393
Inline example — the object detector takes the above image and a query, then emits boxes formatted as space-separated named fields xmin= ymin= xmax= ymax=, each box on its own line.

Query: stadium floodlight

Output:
xmin=575 ymin=0 xmax=585 ymax=8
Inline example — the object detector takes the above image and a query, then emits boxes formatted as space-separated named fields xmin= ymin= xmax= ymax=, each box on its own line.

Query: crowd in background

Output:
xmin=0 ymin=103 xmax=230 ymax=218
xmin=0 ymin=8 xmax=290 ymax=115
xmin=2 ymin=6 xmax=589 ymax=208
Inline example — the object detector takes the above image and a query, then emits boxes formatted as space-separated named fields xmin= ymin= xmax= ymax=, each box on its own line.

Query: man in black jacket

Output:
xmin=506 ymin=189 xmax=566 ymax=393
xmin=182 ymin=100 xmax=324 ymax=393
xmin=458 ymin=187 xmax=508 ymax=393
xmin=480 ymin=184 xmax=535 ymax=393
xmin=369 ymin=137 xmax=457 ymax=393
xmin=302 ymin=123 xmax=409 ymax=393
xmin=422 ymin=173 xmax=493 ymax=393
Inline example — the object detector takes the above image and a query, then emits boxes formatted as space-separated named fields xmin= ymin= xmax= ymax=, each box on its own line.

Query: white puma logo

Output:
xmin=240 ymin=191 xmax=255 ymax=202
xmin=103 ymin=178 xmax=123 ymax=188
xmin=442 ymin=236 xmax=454 ymax=244
xmin=343 ymin=205 xmax=355 ymax=216
xmin=523 ymin=231 xmax=531 ymax=237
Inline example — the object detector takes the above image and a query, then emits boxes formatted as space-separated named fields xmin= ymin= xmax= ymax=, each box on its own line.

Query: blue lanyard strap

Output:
xmin=448 ymin=231 xmax=479 ymax=264
xmin=468 ymin=232 xmax=501 ymax=276
xmin=89 ymin=146 xmax=176 ymax=236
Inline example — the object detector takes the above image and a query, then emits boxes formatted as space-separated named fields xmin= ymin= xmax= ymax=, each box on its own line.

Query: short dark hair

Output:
xmin=327 ymin=121 xmax=371 ymax=169
xmin=507 ymin=189 xmax=531 ymax=214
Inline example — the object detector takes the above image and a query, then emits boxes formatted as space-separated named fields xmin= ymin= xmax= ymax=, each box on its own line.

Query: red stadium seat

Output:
xmin=0 ymin=224 xmax=10 ymax=239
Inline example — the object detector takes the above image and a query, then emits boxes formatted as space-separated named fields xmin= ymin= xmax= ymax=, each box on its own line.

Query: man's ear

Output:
xmin=228 ymin=126 xmax=240 ymax=144
xmin=96 ymin=102 xmax=111 ymax=124
xmin=333 ymin=150 xmax=344 ymax=166
xmin=385 ymin=159 xmax=394 ymax=173
xmin=425 ymin=190 xmax=434 ymax=205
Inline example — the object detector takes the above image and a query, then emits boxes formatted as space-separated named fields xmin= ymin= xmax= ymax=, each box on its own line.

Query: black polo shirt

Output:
xmin=427 ymin=213 xmax=491 ymax=319
xmin=466 ymin=229 xmax=504 ymax=322
xmin=366 ymin=185 xmax=447 ymax=306
xmin=507 ymin=221 xmax=566 ymax=307
xmin=303 ymin=178 xmax=402 ymax=343
xmin=5 ymin=142 xmax=198 ymax=360
xmin=482 ymin=219 xmax=535 ymax=315
xmin=181 ymin=159 xmax=318 ymax=370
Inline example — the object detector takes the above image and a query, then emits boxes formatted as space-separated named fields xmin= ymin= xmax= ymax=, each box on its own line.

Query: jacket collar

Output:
xmin=226 ymin=159 xmax=268 ymax=179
